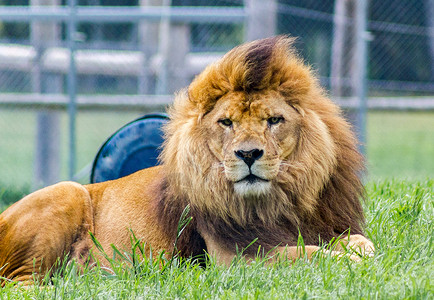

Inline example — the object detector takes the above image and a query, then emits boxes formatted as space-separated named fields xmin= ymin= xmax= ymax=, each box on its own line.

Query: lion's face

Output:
xmin=203 ymin=90 xmax=302 ymax=197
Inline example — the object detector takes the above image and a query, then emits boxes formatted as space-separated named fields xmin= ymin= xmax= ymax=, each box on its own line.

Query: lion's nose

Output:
xmin=234 ymin=149 xmax=264 ymax=168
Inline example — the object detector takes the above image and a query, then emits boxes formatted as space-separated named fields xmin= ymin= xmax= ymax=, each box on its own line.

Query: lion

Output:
xmin=0 ymin=36 xmax=374 ymax=285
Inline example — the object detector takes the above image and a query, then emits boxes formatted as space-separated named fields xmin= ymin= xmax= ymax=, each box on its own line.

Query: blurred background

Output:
xmin=0 ymin=0 xmax=433 ymax=196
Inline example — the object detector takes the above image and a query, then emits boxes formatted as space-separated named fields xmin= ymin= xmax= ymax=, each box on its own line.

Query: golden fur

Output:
xmin=0 ymin=36 xmax=373 ymax=285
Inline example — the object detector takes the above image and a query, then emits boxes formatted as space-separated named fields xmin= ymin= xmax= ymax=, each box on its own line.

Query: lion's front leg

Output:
xmin=275 ymin=244 xmax=364 ymax=262
xmin=203 ymin=232 xmax=366 ymax=265
xmin=274 ymin=245 xmax=324 ymax=262
xmin=202 ymin=231 xmax=374 ymax=266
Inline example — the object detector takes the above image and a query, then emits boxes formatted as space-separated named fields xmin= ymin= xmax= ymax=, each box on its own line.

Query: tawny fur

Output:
xmin=0 ymin=36 xmax=373 ymax=285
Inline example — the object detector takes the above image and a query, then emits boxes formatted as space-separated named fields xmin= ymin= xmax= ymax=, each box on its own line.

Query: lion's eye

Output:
xmin=267 ymin=117 xmax=284 ymax=126
xmin=218 ymin=118 xmax=233 ymax=127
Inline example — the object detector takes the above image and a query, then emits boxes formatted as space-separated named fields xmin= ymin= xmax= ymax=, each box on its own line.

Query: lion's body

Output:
xmin=0 ymin=167 xmax=172 ymax=282
xmin=0 ymin=36 xmax=373 ymax=284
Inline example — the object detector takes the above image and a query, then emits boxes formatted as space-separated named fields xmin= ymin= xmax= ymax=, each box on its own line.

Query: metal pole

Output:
xmin=31 ymin=0 xmax=62 ymax=189
xmin=330 ymin=0 xmax=346 ymax=98
xmin=67 ymin=0 xmax=77 ymax=180
xmin=354 ymin=0 xmax=369 ymax=155
xmin=156 ymin=0 xmax=172 ymax=95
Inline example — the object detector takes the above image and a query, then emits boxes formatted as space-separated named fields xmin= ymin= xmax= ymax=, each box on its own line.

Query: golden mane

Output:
xmin=158 ymin=36 xmax=365 ymax=255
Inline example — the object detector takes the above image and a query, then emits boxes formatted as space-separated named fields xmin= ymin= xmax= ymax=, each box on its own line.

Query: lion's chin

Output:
xmin=233 ymin=180 xmax=272 ymax=197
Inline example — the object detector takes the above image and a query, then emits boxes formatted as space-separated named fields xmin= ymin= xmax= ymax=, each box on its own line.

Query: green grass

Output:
xmin=0 ymin=179 xmax=433 ymax=299
xmin=367 ymin=111 xmax=434 ymax=180
xmin=0 ymin=110 xmax=144 ymax=186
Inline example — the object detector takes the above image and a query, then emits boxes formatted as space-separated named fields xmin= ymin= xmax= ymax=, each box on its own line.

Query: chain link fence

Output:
xmin=277 ymin=0 xmax=434 ymax=95
xmin=0 ymin=0 xmax=433 ymax=190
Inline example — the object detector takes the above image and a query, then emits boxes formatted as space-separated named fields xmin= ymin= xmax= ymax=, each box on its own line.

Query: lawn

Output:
xmin=0 ymin=110 xmax=433 ymax=298
xmin=367 ymin=111 xmax=434 ymax=180
xmin=0 ymin=179 xmax=432 ymax=299
xmin=0 ymin=110 xmax=144 ymax=187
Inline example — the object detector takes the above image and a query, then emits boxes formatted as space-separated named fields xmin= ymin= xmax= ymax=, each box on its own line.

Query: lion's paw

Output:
xmin=338 ymin=234 xmax=375 ymax=257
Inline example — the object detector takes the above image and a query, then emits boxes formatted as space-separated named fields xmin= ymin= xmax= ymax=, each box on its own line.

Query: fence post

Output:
xmin=31 ymin=0 xmax=61 ymax=189
xmin=154 ymin=0 xmax=190 ymax=94
xmin=166 ymin=23 xmax=190 ymax=93
xmin=155 ymin=0 xmax=171 ymax=94
xmin=330 ymin=0 xmax=346 ymax=98
xmin=331 ymin=0 xmax=369 ymax=155
xmin=354 ymin=0 xmax=369 ymax=151
xmin=245 ymin=0 xmax=277 ymax=41
xmin=67 ymin=0 xmax=77 ymax=180
xmin=138 ymin=0 xmax=161 ymax=94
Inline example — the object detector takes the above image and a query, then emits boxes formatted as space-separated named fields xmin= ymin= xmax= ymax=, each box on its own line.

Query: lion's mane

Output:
xmin=155 ymin=36 xmax=365 ymax=257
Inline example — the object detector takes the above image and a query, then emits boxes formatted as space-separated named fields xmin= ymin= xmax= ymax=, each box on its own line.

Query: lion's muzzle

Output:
xmin=223 ymin=147 xmax=277 ymax=197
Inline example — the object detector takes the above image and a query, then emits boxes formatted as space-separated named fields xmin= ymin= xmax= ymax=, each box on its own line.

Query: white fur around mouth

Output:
xmin=233 ymin=177 xmax=271 ymax=197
